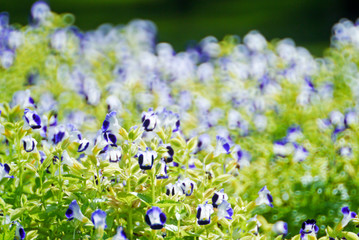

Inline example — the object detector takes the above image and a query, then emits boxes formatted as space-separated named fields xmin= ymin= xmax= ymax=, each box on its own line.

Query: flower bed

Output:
xmin=1 ymin=1 xmax=359 ymax=239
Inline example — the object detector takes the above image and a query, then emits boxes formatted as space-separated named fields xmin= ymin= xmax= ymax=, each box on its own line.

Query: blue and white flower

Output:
xmin=11 ymin=90 xmax=36 ymax=109
xmin=101 ymin=111 xmax=120 ymax=145
xmin=180 ymin=178 xmax=195 ymax=196
xmin=286 ymin=126 xmax=303 ymax=143
xmin=23 ymin=109 xmax=41 ymax=129
xmin=49 ymin=125 xmax=66 ymax=145
xmin=137 ymin=148 xmax=157 ymax=170
xmin=14 ymin=221 xmax=26 ymax=240
xmin=300 ymin=219 xmax=319 ymax=240
xmin=0 ymin=50 xmax=15 ymax=69
xmin=255 ymin=186 xmax=273 ymax=207
xmin=112 ymin=226 xmax=128 ymax=240
xmin=162 ymin=144 xmax=174 ymax=163
xmin=272 ymin=221 xmax=288 ymax=235
xmin=293 ymin=143 xmax=309 ymax=162
xmin=340 ymin=206 xmax=357 ymax=229
xmin=236 ymin=148 xmax=251 ymax=168
xmin=247 ymin=215 xmax=261 ymax=235
xmin=91 ymin=209 xmax=107 ymax=229
xmin=0 ymin=163 xmax=13 ymax=180
xmin=78 ymin=138 xmax=90 ymax=152
xmin=196 ymin=202 xmax=214 ymax=225
xmin=156 ymin=160 xmax=168 ymax=179
xmin=217 ymin=200 xmax=233 ymax=220
xmin=344 ymin=110 xmax=358 ymax=128
xmin=31 ymin=1 xmax=51 ymax=24
xmin=165 ymin=182 xmax=183 ymax=196
xmin=214 ymin=136 xmax=231 ymax=157
xmin=21 ymin=135 xmax=37 ymax=152
xmin=141 ymin=109 xmax=157 ymax=131
xmin=65 ymin=200 xmax=87 ymax=222
xmin=145 ymin=206 xmax=166 ymax=230
xmin=339 ymin=146 xmax=353 ymax=158
xmin=273 ymin=139 xmax=293 ymax=157
xmin=212 ymin=189 xmax=228 ymax=208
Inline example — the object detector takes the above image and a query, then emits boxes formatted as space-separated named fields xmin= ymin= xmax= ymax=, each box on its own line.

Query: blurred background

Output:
xmin=2 ymin=0 xmax=359 ymax=56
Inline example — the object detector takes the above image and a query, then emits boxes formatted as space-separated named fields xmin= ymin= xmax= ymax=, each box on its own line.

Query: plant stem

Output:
xmin=151 ymin=170 xmax=156 ymax=204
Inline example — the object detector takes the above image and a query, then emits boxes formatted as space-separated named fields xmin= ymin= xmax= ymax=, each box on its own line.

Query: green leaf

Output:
xmin=342 ymin=232 xmax=359 ymax=240
xmin=130 ymin=192 xmax=152 ymax=205
xmin=187 ymin=136 xmax=198 ymax=152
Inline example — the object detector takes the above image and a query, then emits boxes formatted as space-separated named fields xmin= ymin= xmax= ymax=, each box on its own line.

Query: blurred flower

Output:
xmin=49 ymin=125 xmax=66 ymax=145
xmin=256 ymin=186 xmax=273 ymax=207
xmin=78 ymin=138 xmax=90 ymax=152
xmin=91 ymin=210 xmax=107 ymax=229
xmin=145 ymin=206 xmax=166 ymax=230
xmin=23 ymin=109 xmax=41 ymax=129
xmin=62 ymin=150 xmax=83 ymax=169
xmin=214 ymin=136 xmax=231 ymax=157
xmin=13 ymin=221 xmax=26 ymax=240
xmin=0 ymin=163 xmax=13 ymax=180
xmin=273 ymin=139 xmax=293 ymax=157
xmin=217 ymin=200 xmax=233 ymax=220
xmin=0 ymin=49 xmax=14 ymax=69
xmin=112 ymin=226 xmax=128 ymax=240
xmin=65 ymin=200 xmax=86 ymax=222
xmin=247 ymin=215 xmax=261 ymax=235
xmin=293 ymin=143 xmax=309 ymax=162
xmin=339 ymin=146 xmax=353 ymax=158
xmin=272 ymin=221 xmax=288 ymax=235
xmin=31 ymin=1 xmax=51 ymax=24
xmin=196 ymin=202 xmax=214 ymax=225
xmin=141 ymin=109 xmax=157 ymax=132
